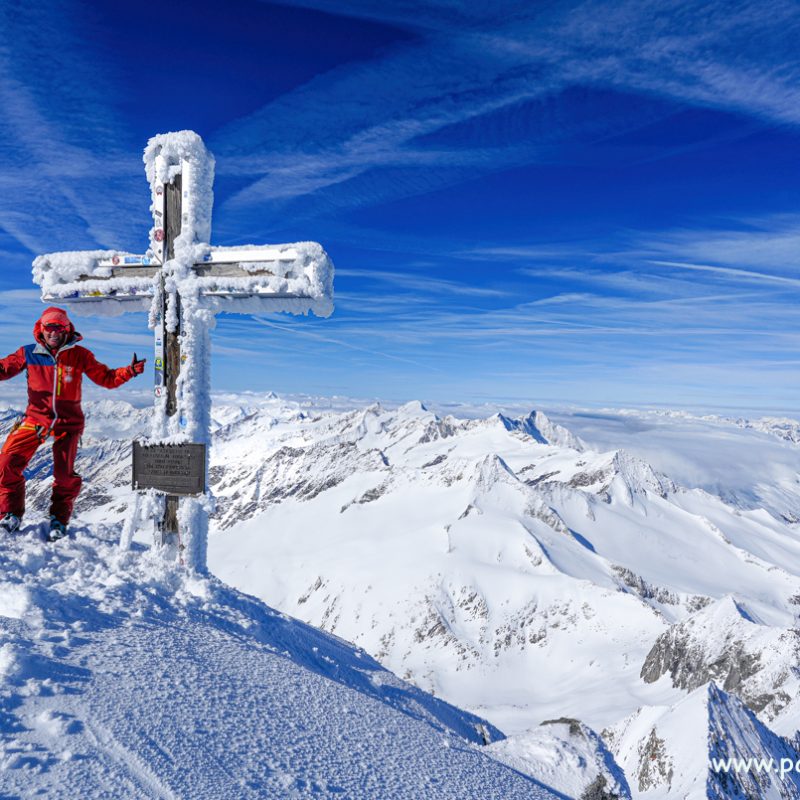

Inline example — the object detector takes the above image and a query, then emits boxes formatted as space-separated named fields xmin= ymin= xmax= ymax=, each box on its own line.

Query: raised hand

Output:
xmin=130 ymin=353 xmax=147 ymax=376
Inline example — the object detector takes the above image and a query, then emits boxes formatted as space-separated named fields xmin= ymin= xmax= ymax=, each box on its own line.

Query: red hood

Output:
xmin=33 ymin=306 xmax=82 ymax=348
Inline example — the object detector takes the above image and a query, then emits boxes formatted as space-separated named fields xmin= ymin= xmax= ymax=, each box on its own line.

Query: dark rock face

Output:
xmin=641 ymin=618 xmax=799 ymax=718
xmin=211 ymin=441 xmax=389 ymax=529
xmin=581 ymin=773 xmax=622 ymax=800
xmin=636 ymin=729 xmax=673 ymax=793
xmin=523 ymin=470 xmax=560 ymax=487
xmin=642 ymin=628 xmax=755 ymax=689
xmin=569 ymin=469 xmax=612 ymax=489
xmin=612 ymin=565 xmax=679 ymax=606
xmin=541 ymin=716 xmax=583 ymax=737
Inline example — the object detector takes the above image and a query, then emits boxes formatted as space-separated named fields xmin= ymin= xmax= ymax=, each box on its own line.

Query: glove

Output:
xmin=130 ymin=353 xmax=146 ymax=377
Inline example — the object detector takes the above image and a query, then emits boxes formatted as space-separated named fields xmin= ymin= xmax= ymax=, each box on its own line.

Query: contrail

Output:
xmin=649 ymin=260 xmax=800 ymax=287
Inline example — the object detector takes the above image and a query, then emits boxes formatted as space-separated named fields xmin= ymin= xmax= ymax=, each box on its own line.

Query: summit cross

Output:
xmin=32 ymin=131 xmax=335 ymax=571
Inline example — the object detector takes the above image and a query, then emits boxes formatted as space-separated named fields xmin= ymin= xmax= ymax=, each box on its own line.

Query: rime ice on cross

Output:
xmin=32 ymin=131 xmax=335 ymax=571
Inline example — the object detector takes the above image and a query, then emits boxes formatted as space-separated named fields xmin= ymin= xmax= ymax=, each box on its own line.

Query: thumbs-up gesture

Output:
xmin=130 ymin=353 xmax=146 ymax=376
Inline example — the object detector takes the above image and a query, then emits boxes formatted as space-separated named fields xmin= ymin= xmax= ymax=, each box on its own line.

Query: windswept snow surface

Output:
xmin=0 ymin=528 xmax=553 ymax=799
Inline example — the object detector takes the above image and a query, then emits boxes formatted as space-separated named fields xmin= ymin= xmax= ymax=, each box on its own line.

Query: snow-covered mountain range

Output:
xmin=2 ymin=393 xmax=799 ymax=798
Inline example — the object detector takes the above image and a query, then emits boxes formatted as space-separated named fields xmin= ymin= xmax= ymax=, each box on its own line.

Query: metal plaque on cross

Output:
xmin=132 ymin=442 xmax=206 ymax=496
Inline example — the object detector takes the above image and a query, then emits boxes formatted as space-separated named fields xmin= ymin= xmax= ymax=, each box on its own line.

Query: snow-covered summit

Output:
xmin=609 ymin=449 xmax=676 ymax=503
xmin=495 ymin=409 xmax=586 ymax=451
xmin=0 ymin=527 xmax=554 ymax=798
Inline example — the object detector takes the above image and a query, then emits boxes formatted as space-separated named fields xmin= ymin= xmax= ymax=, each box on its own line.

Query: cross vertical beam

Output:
xmin=164 ymin=175 xmax=182 ymax=419
xmin=161 ymin=175 xmax=183 ymax=542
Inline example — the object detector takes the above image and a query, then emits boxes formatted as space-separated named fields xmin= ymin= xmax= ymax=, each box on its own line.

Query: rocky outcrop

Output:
xmin=606 ymin=684 xmax=800 ymax=800
xmin=641 ymin=596 xmax=799 ymax=720
xmin=489 ymin=717 xmax=630 ymax=800
xmin=635 ymin=728 xmax=673 ymax=793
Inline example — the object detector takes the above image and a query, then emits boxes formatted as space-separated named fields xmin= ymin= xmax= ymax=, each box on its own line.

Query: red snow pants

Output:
xmin=0 ymin=423 xmax=82 ymax=524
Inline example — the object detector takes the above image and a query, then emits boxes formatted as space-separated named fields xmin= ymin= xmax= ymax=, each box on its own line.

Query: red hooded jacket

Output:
xmin=0 ymin=307 xmax=136 ymax=432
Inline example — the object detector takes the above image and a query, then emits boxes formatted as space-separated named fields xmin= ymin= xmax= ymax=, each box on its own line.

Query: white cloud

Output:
xmin=214 ymin=0 xmax=800 ymax=217
xmin=647 ymin=260 xmax=800 ymax=287
xmin=336 ymin=268 xmax=508 ymax=296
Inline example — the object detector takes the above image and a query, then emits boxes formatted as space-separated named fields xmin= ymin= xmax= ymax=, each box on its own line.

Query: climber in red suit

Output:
xmin=0 ymin=306 xmax=145 ymax=541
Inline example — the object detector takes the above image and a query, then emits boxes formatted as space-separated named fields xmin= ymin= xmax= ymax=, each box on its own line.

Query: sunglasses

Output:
xmin=44 ymin=324 xmax=68 ymax=332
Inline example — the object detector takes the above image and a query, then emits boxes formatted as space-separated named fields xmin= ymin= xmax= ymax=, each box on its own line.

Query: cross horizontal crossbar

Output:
xmin=61 ymin=291 xmax=314 ymax=303
xmin=34 ymin=243 xmax=334 ymax=317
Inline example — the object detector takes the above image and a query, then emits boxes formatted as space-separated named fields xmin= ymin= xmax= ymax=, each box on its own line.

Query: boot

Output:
xmin=0 ymin=513 xmax=21 ymax=534
xmin=48 ymin=515 xmax=68 ymax=542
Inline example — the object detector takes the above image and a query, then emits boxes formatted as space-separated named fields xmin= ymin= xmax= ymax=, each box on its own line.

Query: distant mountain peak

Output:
xmin=474 ymin=453 xmax=518 ymax=485
xmin=491 ymin=409 xmax=585 ymax=451
xmin=609 ymin=449 xmax=676 ymax=502
xmin=399 ymin=400 xmax=429 ymax=415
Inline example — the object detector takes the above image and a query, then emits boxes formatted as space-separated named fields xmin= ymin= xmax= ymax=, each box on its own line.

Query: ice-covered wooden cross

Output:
xmin=32 ymin=131 xmax=334 ymax=570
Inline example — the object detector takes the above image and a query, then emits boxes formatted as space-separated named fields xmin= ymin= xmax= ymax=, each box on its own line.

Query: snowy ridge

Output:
xmin=605 ymin=683 xmax=800 ymax=800
xmin=605 ymin=407 xmax=800 ymax=446
xmin=548 ymin=406 xmax=800 ymax=525
xmin=741 ymin=417 xmax=800 ymax=445
xmin=0 ymin=527 xmax=555 ymax=798
xmin=489 ymin=718 xmax=632 ymax=799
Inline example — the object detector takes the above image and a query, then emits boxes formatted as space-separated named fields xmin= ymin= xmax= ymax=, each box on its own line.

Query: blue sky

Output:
xmin=1 ymin=0 xmax=799 ymax=413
